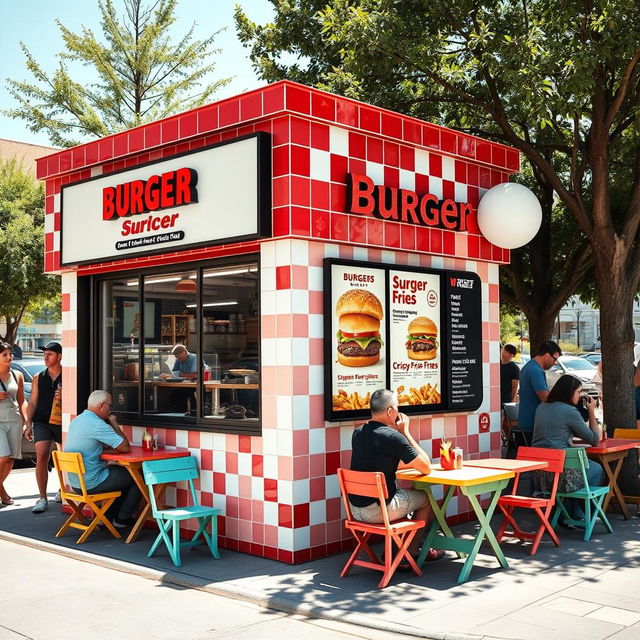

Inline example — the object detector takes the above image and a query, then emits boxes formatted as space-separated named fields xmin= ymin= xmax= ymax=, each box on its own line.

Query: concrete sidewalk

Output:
xmin=2 ymin=467 xmax=640 ymax=640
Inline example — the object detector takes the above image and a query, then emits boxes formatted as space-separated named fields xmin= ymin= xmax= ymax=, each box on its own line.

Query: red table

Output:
xmin=101 ymin=446 xmax=190 ymax=543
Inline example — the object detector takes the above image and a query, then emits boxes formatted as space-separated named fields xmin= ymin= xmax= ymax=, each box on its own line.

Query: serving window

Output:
xmin=95 ymin=256 xmax=261 ymax=435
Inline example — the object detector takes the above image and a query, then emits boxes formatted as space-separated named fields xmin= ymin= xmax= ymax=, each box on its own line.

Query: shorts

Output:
xmin=0 ymin=419 xmax=22 ymax=458
xmin=349 ymin=488 xmax=427 ymax=523
xmin=33 ymin=422 xmax=62 ymax=445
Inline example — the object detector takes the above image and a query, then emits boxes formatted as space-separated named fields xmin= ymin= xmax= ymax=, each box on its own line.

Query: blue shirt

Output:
xmin=518 ymin=359 xmax=548 ymax=431
xmin=172 ymin=352 xmax=197 ymax=375
xmin=64 ymin=410 xmax=124 ymax=490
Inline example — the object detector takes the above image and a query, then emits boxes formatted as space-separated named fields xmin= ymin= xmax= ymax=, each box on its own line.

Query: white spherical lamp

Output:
xmin=477 ymin=182 xmax=542 ymax=249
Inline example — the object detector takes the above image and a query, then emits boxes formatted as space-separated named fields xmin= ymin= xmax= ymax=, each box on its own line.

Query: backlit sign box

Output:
xmin=60 ymin=132 xmax=271 ymax=266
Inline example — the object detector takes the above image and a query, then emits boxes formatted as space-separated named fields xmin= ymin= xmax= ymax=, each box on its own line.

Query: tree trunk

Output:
xmin=527 ymin=311 xmax=558 ymax=355
xmin=1 ymin=318 xmax=19 ymax=345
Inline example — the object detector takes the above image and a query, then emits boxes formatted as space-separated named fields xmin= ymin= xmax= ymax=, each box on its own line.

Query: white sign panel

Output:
xmin=61 ymin=133 xmax=270 ymax=265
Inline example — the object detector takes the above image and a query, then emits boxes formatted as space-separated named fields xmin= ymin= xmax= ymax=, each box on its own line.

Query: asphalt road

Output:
xmin=0 ymin=540 xmax=406 ymax=640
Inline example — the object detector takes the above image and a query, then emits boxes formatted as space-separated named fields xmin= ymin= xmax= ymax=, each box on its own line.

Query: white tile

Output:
xmin=278 ymin=527 xmax=294 ymax=551
xmin=260 ymin=291 xmax=276 ymax=315
xmin=407 ymin=253 xmax=421 ymax=266
xmin=251 ymin=476 xmax=264 ymax=500
xmin=225 ymin=473 xmax=239 ymax=497
xmin=310 ymin=148 xmax=331 ymax=182
xmin=291 ymin=338 xmax=310 ymax=366
xmin=275 ymin=239 xmax=291 ymax=266
xmin=431 ymin=256 xmax=444 ymax=269
xmin=365 ymin=160 xmax=384 ymax=184
xmin=340 ymin=425 xmax=353 ymax=450
xmin=309 ymin=429 xmax=325 ymax=455
xmin=290 ymin=239 xmax=308 ymax=265
xmin=308 ymin=365 xmax=324 ymax=395
xmin=261 ymin=267 xmax=276 ymax=292
xmin=275 ymin=338 xmax=292 ymax=366
xmin=199 ymin=431 xmax=213 ymax=451
xmin=586 ymin=606 xmax=640 ymax=626
xmin=294 ymin=527 xmax=310 ymax=550
xmin=381 ymin=250 xmax=396 ymax=264
xmin=292 ymin=395 xmax=310 ymax=429
xmin=213 ymin=450 xmax=225 ymax=473
xmin=323 ymin=243 xmax=340 ymax=259
xmin=455 ymin=182 xmax=467 ymax=202
xmin=200 ymin=469 xmax=213 ymax=493
xmin=213 ymin=494 xmax=225 ymax=511
xmin=307 ymin=266 xmax=324 ymax=291
xmin=276 ymin=395 xmax=292 ymax=429
xmin=429 ymin=176 xmax=443 ymax=198
xmin=277 ymin=429 xmax=293 ymax=456
xmin=263 ymin=501 xmax=278 ymax=526
xmin=278 ymin=479 xmax=293 ymax=504
xmin=263 ymin=454 xmax=277 ymax=478
xmin=352 ymin=246 xmax=368 ymax=262
xmin=293 ymin=479 xmax=310 ymax=503
xmin=325 ymin=474 xmax=340 ymax=499
xmin=261 ymin=429 xmax=278 ymax=455
xmin=274 ymin=290 xmax=292 ymax=314
xmin=90 ymin=166 xmax=102 ymax=177
xmin=44 ymin=213 xmax=54 ymax=234
xmin=329 ymin=126 xmax=349 ymax=156
xmin=399 ymin=169 xmax=415 ymax=190
xmin=260 ymin=339 xmax=277 ymax=366
xmin=261 ymin=241 xmax=276 ymax=268
xmin=175 ymin=429 xmax=188 ymax=448
xmin=308 ymin=314 xmax=324 ymax=339
xmin=415 ymin=149 xmax=429 ymax=174
xmin=442 ymin=155 xmax=455 ymax=180
xmin=291 ymin=289 xmax=309 ymax=314
xmin=53 ymin=193 xmax=61 ymax=210
xmin=310 ymin=501 xmax=325 ymax=525
xmin=237 ymin=452 xmax=252 ymax=476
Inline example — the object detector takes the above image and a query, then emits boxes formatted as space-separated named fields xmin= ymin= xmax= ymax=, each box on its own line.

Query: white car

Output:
xmin=546 ymin=355 xmax=599 ymax=398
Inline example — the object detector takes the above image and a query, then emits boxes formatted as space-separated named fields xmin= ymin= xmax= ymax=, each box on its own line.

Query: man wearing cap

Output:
xmin=24 ymin=341 xmax=63 ymax=513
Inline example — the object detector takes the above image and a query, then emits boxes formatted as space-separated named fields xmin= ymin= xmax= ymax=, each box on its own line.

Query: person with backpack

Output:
xmin=0 ymin=341 xmax=27 ymax=506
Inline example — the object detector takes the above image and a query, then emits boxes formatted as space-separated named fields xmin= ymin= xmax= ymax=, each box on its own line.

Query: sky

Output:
xmin=0 ymin=0 xmax=276 ymax=147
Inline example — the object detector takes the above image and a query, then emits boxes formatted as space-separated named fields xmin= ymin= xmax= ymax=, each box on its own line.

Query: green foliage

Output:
xmin=5 ymin=0 xmax=231 ymax=147
xmin=499 ymin=308 xmax=520 ymax=343
xmin=0 ymin=158 xmax=60 ymax=344
xmin=558 ymin=341 xmax=581 ymax=354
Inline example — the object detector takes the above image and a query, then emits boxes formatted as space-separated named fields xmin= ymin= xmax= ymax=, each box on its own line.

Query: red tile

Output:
xmin=383 ymin=166 xmax=399 ymax=188
xmin=225 ymin=452 xmax=238 ymax=474
xmin=479 ymin=167 xmax=491 ymax=189
xmin=381 ymin=113 xmax=402 ymax=138
xmin=383 ymin=141 xmax=399 ymax=167
xmin=293 ymin=455 xmax=309 ymax=479
xmin=310 ymin=122 xmax=330 ymax=151
xmin=349 ymin=215 xmax=367 ymax=243
xmin=310 ymin=478 xmax=325 ymax=501
xmin=276 ymin=265 xmax=291 ymax=290
xmin=400 ymin=146 xmax=415 ymax=171
xmin=179 ymin=112 xmax=197 ymax=138
xmin=311 ymin=180 xmax=330 ymax=210
xmin=188 ymin=430 xmax=200 ymax=449
xmin=430 ymin=229 xmax=443 ymax=253
xmin=443 ymin=230 xmax=455 ymax=255
xmin=466 ymin=206 xmax=480 ymax=233
xmin=325 ymin=451 xmax=340 ymax=476
xmin=325 ymin=497 xmax=341 ymax=521
xmin=330 ymin=183 xmax=347 ymax=211
xmin=291 ymin=206 xmax=310 ymax=235
xmin=272 ymin=146 xmax=289 ymax=177
xmin=279 ymin=550 xmax=293 ymax=563
xmin=291 ymin=117 xmax=310 ymax=146
xmin=273 ymin=176 xmax=290 ymax=208
xmin=443 ymin=180 xmax=455 ymax=200
xmin=240 ymin=92 xmax=262 ymax=120
xmin=294 ymin=503 xmax=310 ymax=528
xmin=384 ymin=221 xmax=400 ymax=248
xmin=480 ymin=237 xmax=492 ymax=260
xmin=459 ymin=136 xmax=476 ymax=158
xmin=286 ymin=84 xmax=311 ymax=114
xmin=291 ymin=145 xmax=310 ymax=176
xmin=330 ymin=153 xmax=348 ymax=182
xmin=144 ymin=123 xmax=161 ymax=149
xmin=219 ymin=99 xmax=240 ymax=127
xmin=239 ymin=435 xmax=251 ymax=453
xmin=349 ymin=157 xmax=366 ymax=176
xmin=336 ymin=100 xmax=358 ymax=127
xmin=161 ymin=118 xmax=179 ymax=143
xmin=492 ymin=245 xmax=504 ymax=262
xmin=367 ymin=137 xmax=383 ymax=163
xmin=264 ymin=478 xmax=278 ymax=502
xmin=59 ymin=152 xmax=71 ymax=172
xmin=403 ymin=120 xmax=421 ymax=144
xmin=367 ymin=218 xmax=384 ymax=245
xmin=273 ymin=206 xmax=290 ymax=236
xmin=331 ymin=213 xmax=349 ymax=241
xmin=400 ymin=225 xmax=416 ymax=250
xmin=492 ymin=145 xmax=506 ymax=168
xmin=455 ymin=160 xmax=467 ymax=183
xmin=359 ymin=107 xmax=380 ymax=133
xmin=200 ymin=449 xmax=213 ymax=471
xmin=278 ymin=503 xmax=293 ymax=528
xmin=311 ymin=210 xmax=330 ymax=238
xmin=506 ymin=148 xmax=520 ymax=171
xmin=476 ymin=141 xmax=492 ymax=163
xmin=416 ymin=227 xmax=431 ymax=252
xmin=349 ymin=132 xmax=366 ymax=159
xmin=213 ymin=472 xmax=225 ymax=494
xmin=291 ymin=176 xmax=310 ymax=206
xmin=423 ymin=125 xmax=439 ymax=149
xmin=198 ymin=105 xmax=218 ymax=133
xmin=441 ymin=131 xmax=457 ymax=154
xmin=415 ymin=173 xmax=429 ymax=195
xmin=61 ymin=293 xmax=70 ymax=312
xmin=311 ymin=93 xmax=335 ymax=120
xmin=429 ymin=153 xmax=442 ymax=177
xmin=70 ymin=147 xmax=84 ymax=169
xmin=263 ymin=85 xmax=285 ymax=114
xmin=467 ymin=164 xmax=479 ymax=186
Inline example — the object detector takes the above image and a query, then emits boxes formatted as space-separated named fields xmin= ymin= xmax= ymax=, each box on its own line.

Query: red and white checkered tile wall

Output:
xmin=41 ymin=81 xmax=515 ymax=563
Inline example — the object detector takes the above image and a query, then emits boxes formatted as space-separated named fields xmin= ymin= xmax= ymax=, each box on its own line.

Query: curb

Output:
xmin=0 ymin=529 xmax=487 ymax=640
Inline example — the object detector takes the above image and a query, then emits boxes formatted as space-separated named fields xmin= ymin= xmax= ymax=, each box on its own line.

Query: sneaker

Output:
xmin=112 ymin=517 xmax=137 ymax=529
xmin=424 ymin=548 xmax=446 ymax=562
xmin=54 ymin=490 xmax=62 ymax=503
xmin=32 ymin=498 xmax=48 ymax=514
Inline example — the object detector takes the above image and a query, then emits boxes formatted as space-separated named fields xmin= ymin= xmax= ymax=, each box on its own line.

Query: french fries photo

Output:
xmin=396 ymin=383 xmax=440 ymax=406
xmin=332 ymin=390 xmax=371 ymax=411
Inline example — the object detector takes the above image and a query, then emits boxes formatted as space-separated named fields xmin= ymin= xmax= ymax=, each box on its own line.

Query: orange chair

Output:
xmin=337 ymin=468 xmax=425 ymax=588
xmin=495 ymin=447 xmax=565 ymax=555
xmin=52 ymin=451 xmax=122 ymax=544
xmin=613 ymin=429 xmax=640 ymax=515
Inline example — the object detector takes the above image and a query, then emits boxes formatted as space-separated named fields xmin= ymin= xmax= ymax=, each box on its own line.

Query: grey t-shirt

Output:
xmin=532 ymin=401 xmax=599 ymax=449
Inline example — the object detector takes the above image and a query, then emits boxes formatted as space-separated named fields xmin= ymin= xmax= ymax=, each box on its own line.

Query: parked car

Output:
xmin=10 ymin=357 xmax=44 ymax=462
xmin=580 ymin=352 xmax=602 ymax=366
xmin=546 ymin=355 xmax=599 ymax=398
xmin=516 ymin=354 xmax=530 ymax=369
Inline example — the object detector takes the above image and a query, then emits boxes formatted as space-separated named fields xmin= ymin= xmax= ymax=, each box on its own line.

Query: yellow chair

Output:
xmin=612 ymin=429 xmax=640 ymax=515
xmin=52 ymin=451 xmax=122 ymax=544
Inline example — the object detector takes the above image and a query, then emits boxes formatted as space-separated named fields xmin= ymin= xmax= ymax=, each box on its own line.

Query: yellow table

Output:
xmin=397 ymin=465 xmax=514 ymax=583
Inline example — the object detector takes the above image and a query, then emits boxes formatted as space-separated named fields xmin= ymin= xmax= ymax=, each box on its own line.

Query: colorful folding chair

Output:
xmin=52 ymin=451 xmax=122 ymax=544
xmin=337 ymin=468 xmax=425 ymax=589
xmin=551 ymin=447 xmax=613 ymax=541
xmin=495 ymin=447 xmax=565 ymax=554
xmin=142 ymin=456 xmax=220 ymax=566
xmin=613 ymin=428 xmax=640 ymax=515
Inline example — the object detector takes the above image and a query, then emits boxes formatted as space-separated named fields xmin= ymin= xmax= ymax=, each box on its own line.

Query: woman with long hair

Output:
xmin=0 ymin=341 xmax=26 ymax=505
xmin=532 ymin=374 xmax=604 ymax=526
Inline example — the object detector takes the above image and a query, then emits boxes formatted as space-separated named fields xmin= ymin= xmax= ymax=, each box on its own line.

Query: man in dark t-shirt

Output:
xmin=349 ymin=388 xmax=443 ymax=560
xmin=500 ymin=344 xmax=520 ymax=405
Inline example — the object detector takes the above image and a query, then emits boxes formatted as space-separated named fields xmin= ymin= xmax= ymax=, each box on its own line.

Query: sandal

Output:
xmin=1 ymin=497 xmax=14 ymax=505
xmin=424 ymin=548 xmax=446 ymax=562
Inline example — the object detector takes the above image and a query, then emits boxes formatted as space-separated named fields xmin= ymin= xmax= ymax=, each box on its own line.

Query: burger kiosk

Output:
xmin=37 ymin=80 xmax=518 ymax=563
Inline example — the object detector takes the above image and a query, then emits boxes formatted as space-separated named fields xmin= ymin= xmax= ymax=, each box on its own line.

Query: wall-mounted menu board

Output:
xmin=324 ymin=258 xmax=483 ymax=422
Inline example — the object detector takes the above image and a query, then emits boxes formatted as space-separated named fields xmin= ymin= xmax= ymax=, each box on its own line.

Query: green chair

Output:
xmin=551 ymin=447 xmax=613 ymax=541
xmin=142 ymin=456 xmax=220 ymax=566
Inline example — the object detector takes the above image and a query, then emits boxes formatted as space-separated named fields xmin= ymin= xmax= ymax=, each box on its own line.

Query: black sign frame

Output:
xmin=323 ymin=258 xmax=483 ymax=422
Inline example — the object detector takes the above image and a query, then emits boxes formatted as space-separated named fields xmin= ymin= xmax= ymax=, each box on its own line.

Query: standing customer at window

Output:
xmin=500 ymin=344 xmax=520 ymax=404
xmin=0 ymin=342 xmax=26 ymax=506
xmin=517 ymin=341 xmax=562 ymax=446
xmin=532 ymin=374 xmax=604 ymax=525
xmin=24 ymin=341 xmax=63 ymax=513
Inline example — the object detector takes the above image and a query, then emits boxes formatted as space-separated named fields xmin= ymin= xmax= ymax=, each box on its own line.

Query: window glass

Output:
xmin=201 ymin=263 xmax=260 ymax=424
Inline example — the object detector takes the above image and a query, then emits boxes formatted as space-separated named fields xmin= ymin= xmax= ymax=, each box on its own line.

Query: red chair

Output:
xmin=495 ymin=447 xmax=566 ymax=555
xmin=337 ymin=468 xmax=425 ymax=588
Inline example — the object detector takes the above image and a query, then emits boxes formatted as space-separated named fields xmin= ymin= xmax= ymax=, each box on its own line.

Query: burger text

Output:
xmin=346 ymin=173 xmax=472 ymax=232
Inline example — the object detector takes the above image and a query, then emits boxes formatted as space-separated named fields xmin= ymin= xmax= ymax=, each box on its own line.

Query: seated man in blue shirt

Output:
xmin=64 ymin=389 xmax=140 ymax=528
xmin=167 ymin=344 xmax=197 ymax=413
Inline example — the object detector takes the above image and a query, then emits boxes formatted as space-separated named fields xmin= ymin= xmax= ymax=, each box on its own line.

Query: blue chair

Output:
xmin=142 ymin=457 xmax=220 ymax=566
xmin=551 ymin=447 xmax=613 ymax=541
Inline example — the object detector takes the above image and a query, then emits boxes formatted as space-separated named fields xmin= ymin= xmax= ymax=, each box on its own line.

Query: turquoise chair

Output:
xmin=142 ymin=457 xmax=220 ymax=566
xmin=551 ymin=447 xmax=613 ymax=541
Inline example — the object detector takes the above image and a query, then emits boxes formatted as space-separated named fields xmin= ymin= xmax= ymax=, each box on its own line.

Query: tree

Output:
xmin=237 ymin=1 xmax=640 ymax=428
xmin=0 ymin=158 xmax=59 ymax=344
xmin=5 ymin=0 xmax=231 ymax=147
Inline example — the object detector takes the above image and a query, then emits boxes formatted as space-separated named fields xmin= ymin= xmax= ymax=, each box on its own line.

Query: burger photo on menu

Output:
xmin=405 ymin=316 xmax=438 ymax=361
xmin=335 ymin=289 xmax=384 ymax=367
